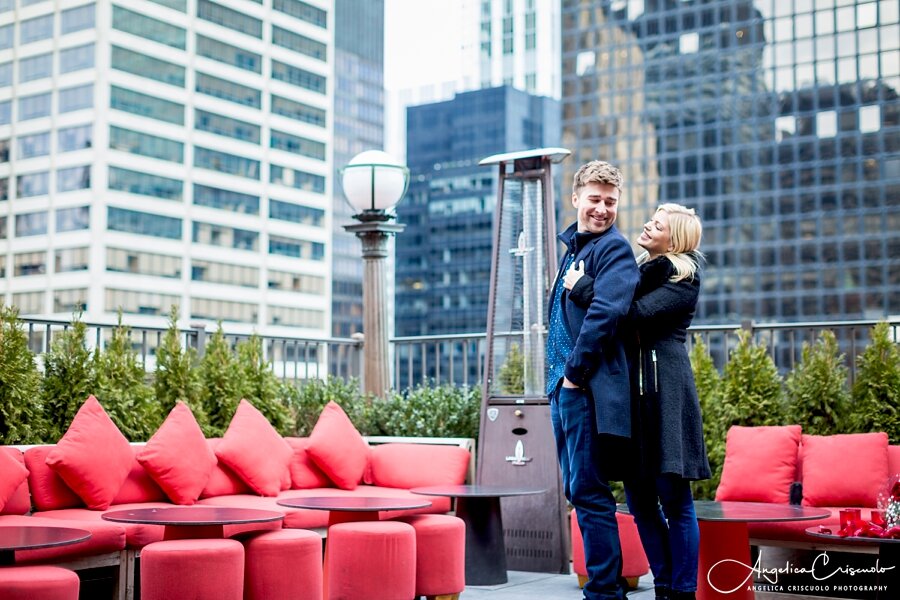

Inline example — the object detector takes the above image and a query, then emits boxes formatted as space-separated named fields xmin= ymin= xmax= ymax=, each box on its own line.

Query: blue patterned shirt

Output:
xmin=546 ymin=252 xmax=575 ymax=394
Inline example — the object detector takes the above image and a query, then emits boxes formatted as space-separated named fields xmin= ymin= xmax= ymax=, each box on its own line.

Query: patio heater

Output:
xmin=476 ymin=147 xmax=571 ymax=574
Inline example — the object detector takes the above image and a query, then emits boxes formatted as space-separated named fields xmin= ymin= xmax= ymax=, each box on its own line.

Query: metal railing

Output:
xmin=15 ymin=316 xmax=900 ymax=390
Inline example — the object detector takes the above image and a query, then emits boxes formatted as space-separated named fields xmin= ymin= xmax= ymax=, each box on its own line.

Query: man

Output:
xmin=546 ymin=160 xmax=639 ymax=600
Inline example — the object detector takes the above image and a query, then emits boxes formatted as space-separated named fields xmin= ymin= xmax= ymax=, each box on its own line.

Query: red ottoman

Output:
xmin=325 ymin=521 xmax=416 ymax=600
xmin=571 ymin=510 xmax=650 ymax=589
xmin=0 ymin=565 xmax=79 ymax=600
xmin=396 ymin=515 xmax=465 ymax=600
xmin=141 ymin=538 xmax=244 ymax=600
xmin=241 ymin=529 xmax=323 ymax=600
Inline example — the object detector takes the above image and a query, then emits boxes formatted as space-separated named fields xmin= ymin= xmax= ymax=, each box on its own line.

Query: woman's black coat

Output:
xmin=570 ymin=256 xmax=711 ymax=480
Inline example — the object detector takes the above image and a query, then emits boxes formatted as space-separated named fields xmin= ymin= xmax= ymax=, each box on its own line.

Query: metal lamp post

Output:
xmin=340 ymin=150 xmax=409 ymax=397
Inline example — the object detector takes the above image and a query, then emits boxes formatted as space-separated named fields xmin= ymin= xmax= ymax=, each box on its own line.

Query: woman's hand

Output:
xmin=563 ymin=260 xmax=585 ymax=290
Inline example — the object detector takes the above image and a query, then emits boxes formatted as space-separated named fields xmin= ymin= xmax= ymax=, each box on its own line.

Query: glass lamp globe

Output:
xmin=340 ymin=150 xmax=410 ymax=216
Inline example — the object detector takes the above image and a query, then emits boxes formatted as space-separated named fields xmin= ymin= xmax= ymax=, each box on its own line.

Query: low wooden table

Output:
xmin=410 ymin=484 xmax=546 ymax=586
xmin=806 ymin=526 xmax=900 ymax=600
xmin=0 ymin=525 xmax=91 ymax=565
xmin=276 ymin=496 xmax=432 ymax=526
xmin=102 ymin=506 xmax=284 ymax=540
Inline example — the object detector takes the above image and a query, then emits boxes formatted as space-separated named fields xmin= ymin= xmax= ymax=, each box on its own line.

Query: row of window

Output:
xmin=0 ymin=84 xmax=92 ymax=124
xmin=0 ymin=43 xmax=93 ymax=85
xmin=5 ymin=288 xmax=87 ymax=315
xmin=0 ymin=124 xmax=91 ymax=161
xmin=0 ymin=4 xmax=94 ymax=49
xmin=0 ymin=167 xmax=90 ymax=200
xmin=0 ymin=205 xmax=89 ymax=238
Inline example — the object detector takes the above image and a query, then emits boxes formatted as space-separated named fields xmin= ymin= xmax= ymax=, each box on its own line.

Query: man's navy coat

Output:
xmin=551 ymin=222 xmax=639 ymax=438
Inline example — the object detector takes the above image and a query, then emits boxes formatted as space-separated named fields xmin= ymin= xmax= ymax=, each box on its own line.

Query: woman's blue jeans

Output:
xmin=550 ymin=385 xmax=625 ymax=600
xmin=623 ymin=475 xmax=700 ymax=593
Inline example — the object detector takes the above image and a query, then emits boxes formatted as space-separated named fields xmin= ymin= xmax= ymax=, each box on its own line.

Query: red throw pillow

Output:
xmin=111 ymin=447 xmax=167 ymax=505
xmin=45 ymin=395 xmax=134 ymax=510
xmin=215 ymin=399 xmax=293 ymax=496
xmin=200 ymin=439 xmax=251 ymax=498
xmin=715 ymin=425 xmax=802 ymax=503
xmin=0 ymin=448 xmax=29 ymax=513
xmin=24 ymin=446 xmax=84 ymax=511
xmin=368 ymin=444 xmax=471 ymax=489
xmin=801 ymin=432 xmax=889 ymax=507
xmin=284 ymin=437 xmax=332 ymax=489
xmin=137 ymin=402 xmax=217 ymax=505
xmin=306 ymin=401 xmax=370 ymax=490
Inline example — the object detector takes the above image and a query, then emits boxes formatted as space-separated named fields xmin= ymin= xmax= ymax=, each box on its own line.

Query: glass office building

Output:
xmin=0 ymin=0 xmax=333 ymax=338
xmin=561 ymin=0 xmax=899 ymax=323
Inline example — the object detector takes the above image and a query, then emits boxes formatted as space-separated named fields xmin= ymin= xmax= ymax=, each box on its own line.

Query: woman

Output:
xmin=564 ymin=203 xmax=711 ymax=600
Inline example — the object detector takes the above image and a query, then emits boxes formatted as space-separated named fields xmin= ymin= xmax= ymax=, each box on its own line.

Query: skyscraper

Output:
xmin=396 ymin=86 xmax=559 ymax=339
xmin=0 ymin=0 xmax=333 ymax=338
xmin=332 ymin=0 xmax=384 ymax=338
xmin=561 ymin=0 xmax=899 ymax=322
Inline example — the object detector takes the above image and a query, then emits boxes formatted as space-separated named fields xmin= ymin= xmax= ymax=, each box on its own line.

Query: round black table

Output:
xmin=411 ymin=484 xmax=546 ymax=585
xmin=277 ymin=495 xmax=432 ymax=526
xmin=806 ymin=526 xmax=900 ymax=599
xmin=0 ymin=525 xmax=91 ymax=565
xmin=102 ymin=506 xmax=284 ymax=540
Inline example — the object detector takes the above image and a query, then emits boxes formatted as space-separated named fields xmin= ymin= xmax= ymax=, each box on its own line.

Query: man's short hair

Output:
xmin=573 ymin=161 xmax=623 ymax=193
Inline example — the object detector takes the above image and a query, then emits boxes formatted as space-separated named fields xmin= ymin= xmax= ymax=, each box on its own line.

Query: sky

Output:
xmin=383 ymin=0 xmax=463 ymax=93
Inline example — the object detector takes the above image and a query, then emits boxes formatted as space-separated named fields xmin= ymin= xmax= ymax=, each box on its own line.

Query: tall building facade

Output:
xmin=332 ymin=0 xmax=384 ymax=338
xmin=461 ymin=0 xmax=561 ymax=98
xmin=561 ymin=0 xmax=899 ymax=323
xmin=396 ymin=86 xmax=559 ymax=338
xmin=0 ymin=0 xmax=333 ymax=338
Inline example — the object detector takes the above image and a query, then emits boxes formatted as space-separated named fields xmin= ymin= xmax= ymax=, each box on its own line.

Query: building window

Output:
xmin=14 ymin=251 xmax=46 ymax=276
xmin=18 ymin=92 xmax=52 ymax=120
xmin=0 ymin=24 xmax=12 ymax=50
xmin=195 ymin=72 xmax=260 ymax=108
xmin=107 ymin=247 xmax=181 ymax=278
xmin=55 ymin=247 xmax=90 ymax=273
xmin=15 ymin=211 xmax=48 ymax=237
xmin=110 ymin=86 xmax=184 ymax=125
xmin=56 ymin=206 xmax=90 ymax=232
xmin=12 ymin=291 xmax=44 ymax=314
xmin=0 ymin=177 xmax=7 ymax=200
xmin=58 ymin=124 xmax=92 ymax=152
xmin=109 ymin=126 xmax=184 ymax=163
xmin=268 ymin=235 xmax=324 ymax=260
xmin=17 ymin=171 xmax=49 ymax=198
xmin=272 ymin=60 xmax=326 ymax=94
xmin=113 ymin=6 xmax=186 ymax=50
xmin=267 ymin=270 xmax=324 ymax=294
xmin=269 ymin=199 xmax=324 ymax=226
xmin=17 ymin=131 xmax=51 ymax=159
xmin=106 ymin=288 xmax=179 ymax=316
xmin=272 ymin=26 xmax=326 ymax=61
xmin=59 ymin=84 xmax=93 ymax=113
xmin=57 ymin=166 xmax=91 ymax=193
xmin=268 ymin=305 xmax=323 ymax=328
xmin=195 ymin=109 xmax=260 ymax=143
xmin=191 ymin=297 xmax=257 ymax=323
xmin=59 ymin=43 xmax=94 ymax=73
xmin=270 ymin=130 xmax=325 ymax=160
xmin=19 ymin=53 xmax=52 ymax=83
xmin=54 ymin=288 xmax=88 ymax=313
xmin=192 ymin=221 xmax=258 ymax=250
xmin=194 ymin=147 xmax=259 ymax=179
xmin=271 ymin=95 xmax=326 ymax=127
xmin=109 ymin=166 xmax=182 ymax=200
xmin=0 ymin=100 xmax=9 ymax=124
xmin=149 ymin=0 xmax=186 ymax=12
xmin=197 ymin=0 xmax=262 ymax=38
xmin=61 ymin=4 xmax=95 ymax=35
xmin=0 ymin=61 xmax=10 ymax=85
xmin=112 ymin=46 xmax=185 ymax=88
xmin=0 ymin=216 xmax=5 ymax=239
xmin=20 ymin=14 xmax=54 ymax=44
xmin=191 ymin=259 xmax=258 ymax=287
xmin=196 ymin=34 xmax=261 ymax=73
xmin=273 ymin=0 xmax=326 ymax=29
xmin=270 ymin=164 xmax=325 ymax=193
xmin=107 ymin=207 xmax=182 ymax=239
xmin=193 ymin=184 xmax=259 ymax=214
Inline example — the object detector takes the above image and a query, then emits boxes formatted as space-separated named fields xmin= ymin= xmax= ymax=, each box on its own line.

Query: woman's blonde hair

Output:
xmin=637 ymin=203 xmax=703 ymax=282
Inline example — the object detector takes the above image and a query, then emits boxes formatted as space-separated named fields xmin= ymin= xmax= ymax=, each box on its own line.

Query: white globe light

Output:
xmin=341 ymin=150 xmax=409 ymax=213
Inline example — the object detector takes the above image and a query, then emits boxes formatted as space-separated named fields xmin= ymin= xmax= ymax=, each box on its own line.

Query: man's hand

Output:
xmin=563 ymin=260 xmax=585 ymax=290
xmin=561 ymin=377 xmax=580 ymax=389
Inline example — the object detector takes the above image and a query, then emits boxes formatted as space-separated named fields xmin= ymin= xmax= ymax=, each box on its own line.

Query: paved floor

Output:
xmin=462 ymin=570 xmax=656 ymax=599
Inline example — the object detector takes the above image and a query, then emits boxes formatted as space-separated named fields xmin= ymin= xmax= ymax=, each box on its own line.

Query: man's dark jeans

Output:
xmin=550 ymin=384 xmax=625 ymax=600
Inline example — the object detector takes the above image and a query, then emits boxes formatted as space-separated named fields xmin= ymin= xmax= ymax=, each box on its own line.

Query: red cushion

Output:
xmin=215 ymin=399 xmax=293 ymax=496
xmin=368 ymin=444 xmax=470 ymax=489
xmin=284 ymin=437 xmax=332 ymax=489
xmin=200 ymin=439 xmax=251 ymax=499
xmin=45 ymin=395 xmax=134 ymax=510
xmin=24 ymin=446 xmax=84 ymax=511
xmin=889 ymin=445 xmax=900 ymax=475
xmin=715 ymin=425 xmax=802 ymax=504
xmin=306 ymin=402 xmax=370 ymax=490
xmin=138 ymin=402 xmax=217 ymax=504
xmin=111 ymin=447 xmax=168 ymax=505
xmin=0 ymin=448 xmax=29 ymax=514
xmin=801 ymin=432 xmax=889 ymax=507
